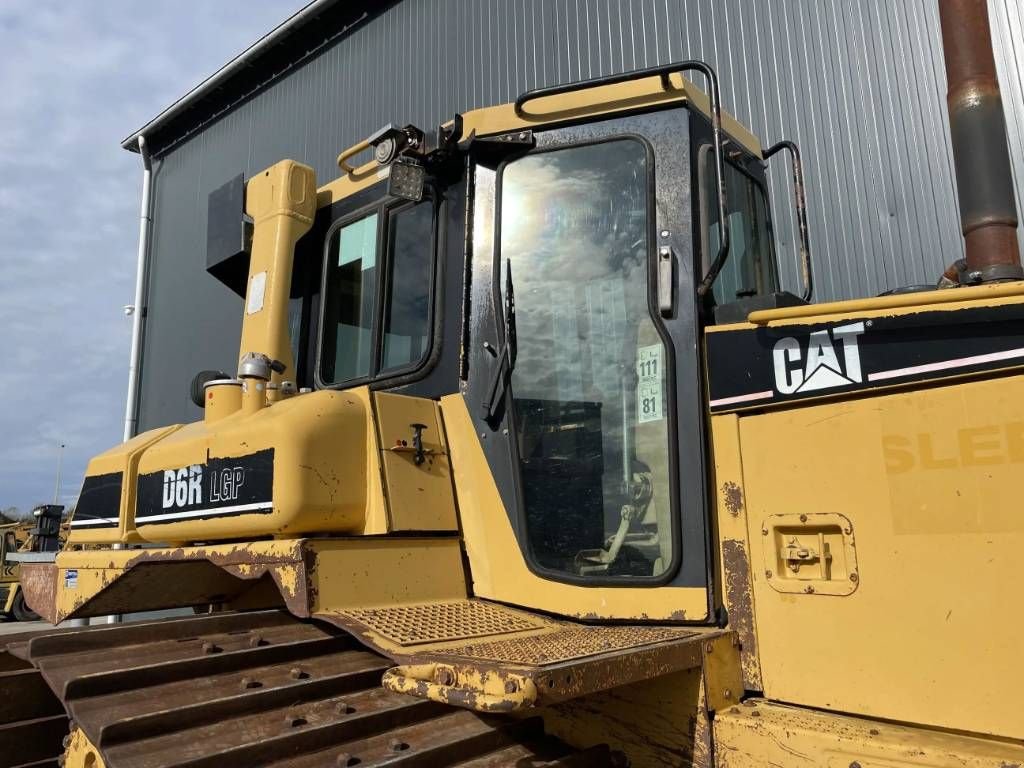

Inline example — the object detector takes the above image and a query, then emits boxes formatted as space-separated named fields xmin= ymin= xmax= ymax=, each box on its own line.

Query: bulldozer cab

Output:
xmin=298 ymin=67 xmax=795 ymax=623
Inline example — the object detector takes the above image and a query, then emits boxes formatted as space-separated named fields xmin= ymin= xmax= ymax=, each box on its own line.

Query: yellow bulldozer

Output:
xmin=2 ymin=1 xmax=1022 ymax=766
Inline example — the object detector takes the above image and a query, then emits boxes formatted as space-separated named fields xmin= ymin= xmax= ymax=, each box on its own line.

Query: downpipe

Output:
xmin=124 ymin=134 xmax=153 ymax=442
xmin=94 ymin=135 xmax=154 ymax=627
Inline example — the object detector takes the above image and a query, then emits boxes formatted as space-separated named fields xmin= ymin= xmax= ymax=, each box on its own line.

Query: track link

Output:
xmin=1 ymin=612 xmax=615 ymax=767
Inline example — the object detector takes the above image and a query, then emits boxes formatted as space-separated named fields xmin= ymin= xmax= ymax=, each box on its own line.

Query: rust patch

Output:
xmin=721 ymin=539 xmax=762 ymax=692
xmin=722 ymin=482 xmax=744 ymax=516
xmin=19 ymin=563 xmax=59 ymax=625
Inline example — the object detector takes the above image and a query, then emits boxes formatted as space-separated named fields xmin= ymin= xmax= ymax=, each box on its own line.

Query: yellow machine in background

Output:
xmin=1 ymin=507 xmax=65 ymax=622
xmin=3 ymin=2 xmax=1023 ymax=766
xmin=0 ymin=523 xmax=34 ymax=621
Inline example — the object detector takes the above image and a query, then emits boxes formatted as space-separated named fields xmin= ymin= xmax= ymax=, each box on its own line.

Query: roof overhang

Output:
xmin=121 ymin=0 xmax=391 ymax=157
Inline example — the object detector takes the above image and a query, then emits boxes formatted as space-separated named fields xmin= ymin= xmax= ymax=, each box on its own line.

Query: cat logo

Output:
xmin=772 ymin=322 xmax=866 ymax=395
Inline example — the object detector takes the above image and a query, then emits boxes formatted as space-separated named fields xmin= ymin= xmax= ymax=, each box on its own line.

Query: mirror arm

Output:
xmin=764 ymin=140 xmax=813 ymax=302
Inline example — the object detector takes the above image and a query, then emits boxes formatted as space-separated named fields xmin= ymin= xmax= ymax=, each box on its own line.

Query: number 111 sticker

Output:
xmin=636 ymin=344 xmax=664 ymax=424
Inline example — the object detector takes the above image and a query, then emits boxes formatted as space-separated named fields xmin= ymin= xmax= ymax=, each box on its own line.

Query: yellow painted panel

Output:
xmin=374 ymin=393 xmax=458 ymax=531
xmin=307 ymin=538 xmax=468 ymax=612
xmin=739 ymin=375 xmax=1024 ymax=739
xmin=441 ymin=394 xmax=708 ymax=621
xmin=714 ymin=699 xmax=1024 ymax=767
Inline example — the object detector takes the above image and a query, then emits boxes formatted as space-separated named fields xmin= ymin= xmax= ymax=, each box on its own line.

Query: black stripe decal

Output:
xmin=70 ymin=472 xmax=122 ymax=528
xmin=706 ymin=303 xmax=1024 ymax=413
xmin=135 ymin=449 xmax=274 ymax=525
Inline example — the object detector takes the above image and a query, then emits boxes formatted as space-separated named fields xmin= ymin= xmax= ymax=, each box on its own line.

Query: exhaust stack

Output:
xmin=939 ymin=0 xmax=1022 ymax=282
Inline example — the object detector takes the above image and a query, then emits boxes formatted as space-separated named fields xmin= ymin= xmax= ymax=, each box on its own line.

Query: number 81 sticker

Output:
xmin=636 ymin=345 xmax=664 ymax=423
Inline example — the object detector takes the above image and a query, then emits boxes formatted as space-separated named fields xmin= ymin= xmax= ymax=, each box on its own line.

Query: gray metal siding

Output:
xmin=137 ymin=0 xmax=1024 ymax=430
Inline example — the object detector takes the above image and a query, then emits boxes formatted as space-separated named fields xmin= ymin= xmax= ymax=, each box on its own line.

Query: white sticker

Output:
xmin=636 ymin=344 xmax=664 ymax=423
xmin=247 ymin=271 xmax=267 ymax=315
xmin=65 ymin=569 xmax=78 ymax=589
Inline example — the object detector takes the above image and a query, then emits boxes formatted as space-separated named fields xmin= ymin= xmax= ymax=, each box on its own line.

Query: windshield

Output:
xmin=498 ymin=139 xmax=674 ymax=580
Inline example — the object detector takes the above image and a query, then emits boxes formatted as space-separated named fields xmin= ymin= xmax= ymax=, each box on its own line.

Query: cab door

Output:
xmin=449 ymin=107 xmax=712 ymax=622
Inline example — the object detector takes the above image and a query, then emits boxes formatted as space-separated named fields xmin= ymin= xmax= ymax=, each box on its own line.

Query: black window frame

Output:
xmin=314 ymin=192 xmax=440 ymax=390
xmin=490 ymin=132 xmax=685 ymax=588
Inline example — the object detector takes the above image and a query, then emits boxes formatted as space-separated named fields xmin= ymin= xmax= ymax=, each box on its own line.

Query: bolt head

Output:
xmin=799 ymin=513 xmax=808 ymax=523
xmin=849 ymin=572 xmax=859 ymax=582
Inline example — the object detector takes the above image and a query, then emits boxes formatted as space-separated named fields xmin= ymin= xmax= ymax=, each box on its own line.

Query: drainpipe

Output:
xmin=939 ymin=0 xmax=1023 ymax=282
xmin=124 ymin=135 xmax=154 ymax=442
xmin=100 ymin=135 xmax=153 ymax=627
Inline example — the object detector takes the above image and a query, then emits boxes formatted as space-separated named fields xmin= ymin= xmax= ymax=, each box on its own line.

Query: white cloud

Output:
xmin=0 ymin=1 xmax=307 ymax=512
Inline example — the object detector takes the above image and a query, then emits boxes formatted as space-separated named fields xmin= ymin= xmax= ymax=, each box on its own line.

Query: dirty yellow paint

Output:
xmin=62 ymin=728 xmax=107 ymax=768
xmin=440 ymin=393 xmax=709 ymax=622
xmin=713 ymin=699 xmax=1024 ymax=767
xmin=39 ymin=537 xmax=468 ymax=624
xmin=237 ymin=159 xmax=316 ymax=385
xmin=373 ymin=392 xmax=458 ymax=531
xmin=738 ymin=374 xmax=1024 ymax=739
xmin=308 ymin=537 xmax=466 ymax=613
xmin=456 ymin=71 xmax=762 ymax=158
xmin=709 ymin=414 xmax=763 ymax=693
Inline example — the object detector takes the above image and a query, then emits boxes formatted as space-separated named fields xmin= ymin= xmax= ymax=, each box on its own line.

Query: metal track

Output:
xmin=0 ymin=627 xmax=68 ymax=768
xmin=1 ymin=611 xmax=615 ymax=768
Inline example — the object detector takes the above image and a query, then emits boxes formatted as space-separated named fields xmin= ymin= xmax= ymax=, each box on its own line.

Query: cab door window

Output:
xmin=498 ymin=139 xmax=675 ymax=580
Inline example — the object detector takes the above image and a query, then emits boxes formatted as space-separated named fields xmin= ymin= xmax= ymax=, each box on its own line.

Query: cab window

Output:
xmin=498 ymin=139 xmax=675 ymax=581
xmin=701 ymin=146 xmax=779 ymax=306
xmin=318 ymin=200 xmax=435 ymax=385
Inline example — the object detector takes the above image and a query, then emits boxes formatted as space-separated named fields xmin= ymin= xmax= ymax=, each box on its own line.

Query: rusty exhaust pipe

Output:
xmin=939 ymin=0 xmax=1022 ymax=283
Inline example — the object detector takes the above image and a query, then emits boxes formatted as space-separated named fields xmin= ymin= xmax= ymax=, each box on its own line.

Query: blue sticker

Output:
xmin=64 ymin=569 xmax=78 ymax=589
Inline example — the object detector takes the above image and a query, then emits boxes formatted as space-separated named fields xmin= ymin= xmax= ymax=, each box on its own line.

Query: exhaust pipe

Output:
xmin=939 ymin=0 xmax=1022 ymax=282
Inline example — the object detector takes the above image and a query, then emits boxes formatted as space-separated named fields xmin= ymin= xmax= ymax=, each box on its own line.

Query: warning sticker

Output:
xmin=247 ymin=271 xmax=267 ymax=315
xmin=636 ymin=344 xmax=664 ymax=423
xmin=64 ymin=569 xmax=78 ymax=589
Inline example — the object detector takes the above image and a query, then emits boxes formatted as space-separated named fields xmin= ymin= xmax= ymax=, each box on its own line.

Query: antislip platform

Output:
xmin=323 ymin=599 xmax=738 ymax=713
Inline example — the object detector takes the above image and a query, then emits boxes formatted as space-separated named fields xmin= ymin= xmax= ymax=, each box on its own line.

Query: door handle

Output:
xmin=658 ymin=245 xmax=674 ymax=316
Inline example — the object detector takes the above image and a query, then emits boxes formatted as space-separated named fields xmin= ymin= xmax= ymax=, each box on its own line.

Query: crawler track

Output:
xmin=0 ymin=611 xmax=612 ymax=767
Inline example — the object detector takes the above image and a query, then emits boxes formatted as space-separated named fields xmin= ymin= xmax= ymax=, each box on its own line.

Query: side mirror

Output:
xmin=190 ymin=370 xmax=231 ymax=408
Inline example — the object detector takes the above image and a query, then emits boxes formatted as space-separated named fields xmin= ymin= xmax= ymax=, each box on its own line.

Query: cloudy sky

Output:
xmin=0 ymin=2 xmax=306 ymax=514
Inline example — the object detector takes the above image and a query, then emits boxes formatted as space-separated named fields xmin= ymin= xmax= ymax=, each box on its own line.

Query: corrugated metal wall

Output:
xmin=138 ymin=0 xmax=1024 ymax=430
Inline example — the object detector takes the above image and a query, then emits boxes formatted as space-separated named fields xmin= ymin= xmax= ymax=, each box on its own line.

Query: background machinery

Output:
xmin=0 ymin=506 xmax=65 ymax=622
xmin=1 ymin=1 xmax=1022 ymax=766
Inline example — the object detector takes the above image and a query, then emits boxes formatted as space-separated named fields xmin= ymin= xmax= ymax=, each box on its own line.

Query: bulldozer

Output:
xmin=2 ymin=1 xmax=1022 ymax=765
